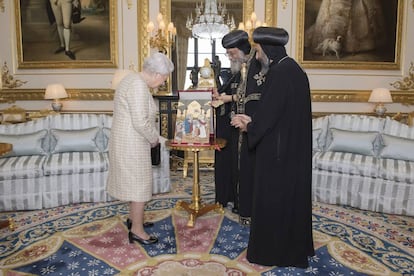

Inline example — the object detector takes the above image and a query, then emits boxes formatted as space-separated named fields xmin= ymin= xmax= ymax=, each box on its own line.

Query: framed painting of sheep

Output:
xmin=296 ymin=0 xmax=403 ymax=70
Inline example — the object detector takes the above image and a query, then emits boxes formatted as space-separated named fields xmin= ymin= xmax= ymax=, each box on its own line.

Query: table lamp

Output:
xmin=44 ymin=83 xmax=68 ymax=112
xmin=368 ymin=88 xmax=392 ymax=116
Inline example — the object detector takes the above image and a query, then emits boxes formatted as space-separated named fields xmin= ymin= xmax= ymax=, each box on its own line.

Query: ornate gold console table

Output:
xmin=166 ymin=138 xmax=226 ymax=227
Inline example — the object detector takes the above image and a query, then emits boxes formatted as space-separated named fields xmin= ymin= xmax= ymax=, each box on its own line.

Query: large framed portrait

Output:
xmin=296 ymin=0 xmax=403 ymax=69
xmin=15 ymin=0 xmax=117 ymax=69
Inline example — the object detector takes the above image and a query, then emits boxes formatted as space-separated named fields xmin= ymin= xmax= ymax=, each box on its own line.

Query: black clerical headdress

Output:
xmin=253 ymin=27 xmax=289 ymax=59
xmin=222 ymin=30 xmax=251 ymax=54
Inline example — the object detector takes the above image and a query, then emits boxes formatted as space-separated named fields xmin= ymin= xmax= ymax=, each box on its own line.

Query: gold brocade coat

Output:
xmin=106 ymin=73 xmax=159 ymax=202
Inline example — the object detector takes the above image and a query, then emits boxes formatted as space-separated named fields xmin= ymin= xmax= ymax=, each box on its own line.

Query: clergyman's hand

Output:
xmin=231 ymin=114 xmax=252 ymax=132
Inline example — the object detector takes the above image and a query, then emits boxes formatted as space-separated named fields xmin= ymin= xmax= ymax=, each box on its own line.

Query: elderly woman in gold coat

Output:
xmin=106 ymin=53 xmax=174 ymax=245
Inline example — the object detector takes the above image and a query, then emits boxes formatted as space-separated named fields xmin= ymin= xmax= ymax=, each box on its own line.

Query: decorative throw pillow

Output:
xmin=50 ymin=127 xmax=100 ymax=153
xmin=326 ymin=128 xmax=378 ymax=156
xmin=380 ymin=134 xmax=414 ymax=162
xmin=0 ymin=130 xmax=48 ymax=157
xmin=102 ymin=127 xmax=111 ymax=152
xmin=312 ymin=128 xmax=323 ymax=151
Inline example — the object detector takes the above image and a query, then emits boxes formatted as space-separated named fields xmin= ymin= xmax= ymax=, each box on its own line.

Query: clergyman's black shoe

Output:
xmin=65 ymin=50 xmax=76 ymax=60
xmin=128 ymin=231 xmax=158 ymax=245
xmin=126 ymin=218 xmax=154 ymax=230
xmin=54 ymin=46 xmax=65 ymax=54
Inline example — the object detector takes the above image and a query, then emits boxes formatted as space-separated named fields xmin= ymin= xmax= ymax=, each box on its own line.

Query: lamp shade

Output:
xmin=111 ymin=69 xmax=133 ymax=89
xmin=44 ymin=84 xmax=68 ymax=100
xmin=368 ymin=88 xmax=392 ymax=103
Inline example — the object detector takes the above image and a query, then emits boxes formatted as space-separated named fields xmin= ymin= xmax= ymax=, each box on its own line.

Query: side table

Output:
xmin=0 ymin=142 xmax=15 ymax=231
xmin=166 ymin=138 xmax=226 ymax=227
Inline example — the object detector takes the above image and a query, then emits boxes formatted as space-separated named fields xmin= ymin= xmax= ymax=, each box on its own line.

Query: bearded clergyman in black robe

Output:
xmin=213 ymin=30 xmax=263 ymax=226
xmin=231 ymin=27 xmax=315 ymax=268
xmin=212 ymin=30 xmax=252 ymax=214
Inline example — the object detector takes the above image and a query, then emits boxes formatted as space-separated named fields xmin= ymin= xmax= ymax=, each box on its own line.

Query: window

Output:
xmin=184 ymin=37 xmax=229 ymax=89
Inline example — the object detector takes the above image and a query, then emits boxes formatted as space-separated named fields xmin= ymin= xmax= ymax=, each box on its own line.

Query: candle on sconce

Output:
xmin=159 ymin=20 xmax=166 ymax=31
xmin=245 ymin=20 xmax=252 ymax=30
xmin=147 ymin=21 xmax=155 ymax=33
xmin=157 ymin=13 xmax=163 ymax=23
xmin=250 ymin=12 xmax=257 ymax=23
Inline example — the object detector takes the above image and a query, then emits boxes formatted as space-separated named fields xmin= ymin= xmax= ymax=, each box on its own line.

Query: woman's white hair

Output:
xmin=143 ymin=52 xmax=174 ymax=75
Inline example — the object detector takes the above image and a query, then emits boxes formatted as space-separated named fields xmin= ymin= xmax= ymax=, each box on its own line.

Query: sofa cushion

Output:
xmin=44 ymin=152 xmax=108 ymax=176
xmin=50 ymin=127 xmax=101 ymax=153
xmin=0 ymin=130 xmax=48 ymax=157
xmin=0 ymin=155 xmax=46 ymax=180
xmin=312 ymin=116 xmax=328 ymax=151
xmin=314 ymin=151 xmax=380 ymax=178
xmin=103 ymin=127 xmax=111 ymax=152
xmin=326 ymin=128 xmax=378 ymax=156
xmin=313 ymin=129 xmax=322 ymax=151
xmin=380 ymin=134 xmax=414 ymax=162
xmin=379 ymin=158 xmax=414 ymax=184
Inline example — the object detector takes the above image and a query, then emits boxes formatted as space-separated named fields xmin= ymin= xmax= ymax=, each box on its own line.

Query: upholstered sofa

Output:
xmin=0 ymin=114 xmax=171 ymax=211
xmin=312 ymin=114 xmax=414 ymax=216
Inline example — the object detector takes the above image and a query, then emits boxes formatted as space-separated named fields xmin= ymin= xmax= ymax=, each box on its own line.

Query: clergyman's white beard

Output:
xmin=230 ymin=60 xmax=242 ymax=74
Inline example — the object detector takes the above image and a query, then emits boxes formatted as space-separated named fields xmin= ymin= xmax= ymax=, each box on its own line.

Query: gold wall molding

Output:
xmin=390 ymin=61 xmax=414 ymax=90
xmin=0 ymin=0 xmax=4 ymax=12
xmin=311 ymin=90 xmax=414 ymax=105
xmin=281 ymin=0 xmax=288 ymax=9
xmin=1 ymin=89 xmax=412 ymax=104
xmin=0 ymin=89 xmax=114 ymax=102
xmin=138 ymin=0 xmax=150 ymax=70
xmin=264 ymin=0 xmax=277 ymax=26
xmin=243 ymin=0 xmax=255 ymax=23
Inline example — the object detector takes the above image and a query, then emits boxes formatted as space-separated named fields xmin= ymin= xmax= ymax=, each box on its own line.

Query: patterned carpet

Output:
xmin=1 ymin=171 xmax=414 ymax=275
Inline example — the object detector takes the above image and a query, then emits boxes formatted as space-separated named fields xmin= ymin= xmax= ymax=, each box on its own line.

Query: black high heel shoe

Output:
xmin=128 ymin=231 xmax=158 ymax=245
xmin=126 ymin=218 xmax=154 ymax=230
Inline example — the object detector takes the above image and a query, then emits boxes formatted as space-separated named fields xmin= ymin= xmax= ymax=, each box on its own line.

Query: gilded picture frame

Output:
xmin=15 ymin=0 xmax=117 ymax=69
xmin=296 ymin=0 xmax=403 ymax=70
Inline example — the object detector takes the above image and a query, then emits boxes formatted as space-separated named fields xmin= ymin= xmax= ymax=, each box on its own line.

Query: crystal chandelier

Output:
xmin=186 ymin=0 xmax=236 ymax=40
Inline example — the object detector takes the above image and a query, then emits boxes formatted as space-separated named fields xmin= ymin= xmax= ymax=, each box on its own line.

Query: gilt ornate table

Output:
xmin=0 ymin=142 xmax=15 ymax=231
xmin=166 ymin=138 xmax=226 ymax=227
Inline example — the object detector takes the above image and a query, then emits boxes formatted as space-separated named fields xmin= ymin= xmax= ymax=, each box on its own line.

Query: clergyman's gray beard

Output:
xmin=230 ymin=60 xmax=242 ymax=74
xmin=260 ymin=60 xmax=269 ymax=75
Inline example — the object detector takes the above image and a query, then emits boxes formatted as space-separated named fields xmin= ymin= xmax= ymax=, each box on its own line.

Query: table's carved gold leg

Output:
xmin=8 ymin=217 xmax=15 ymax=231
xmin=0 ymin=218 xmax=15 ymax=231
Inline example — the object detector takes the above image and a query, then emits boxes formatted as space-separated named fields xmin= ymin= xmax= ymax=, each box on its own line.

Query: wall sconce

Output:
xmin=44 ymin=83 xmax=68 ymax=112
xmin=368 ymin=88 xmax=393 ymax=116
xmin=238 ymin=12 xmax=265 ymax=41
xmin=147 ymin=13 xmax=176 ymax=53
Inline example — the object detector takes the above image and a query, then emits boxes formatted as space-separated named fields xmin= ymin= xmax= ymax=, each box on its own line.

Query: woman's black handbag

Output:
xmin=151 ymin=144 xmax=161 ymax=166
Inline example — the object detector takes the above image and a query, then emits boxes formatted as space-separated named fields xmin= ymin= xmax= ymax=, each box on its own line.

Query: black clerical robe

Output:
xmin=236 ymin=58 xmax=264 ymax=219
xmin=214 ymin=72 xmax=240 ymax=207
xmin=246 ymin=56 xmax=315 ymax=268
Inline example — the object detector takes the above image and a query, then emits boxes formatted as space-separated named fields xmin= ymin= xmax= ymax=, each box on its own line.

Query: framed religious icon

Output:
xmin=173 ymin=90 xmax=213 ymax=145
xmin=296 ymin=0 xmax=403 ymax=70
xmin=15 ymin=0 xmax=117 ymax=69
